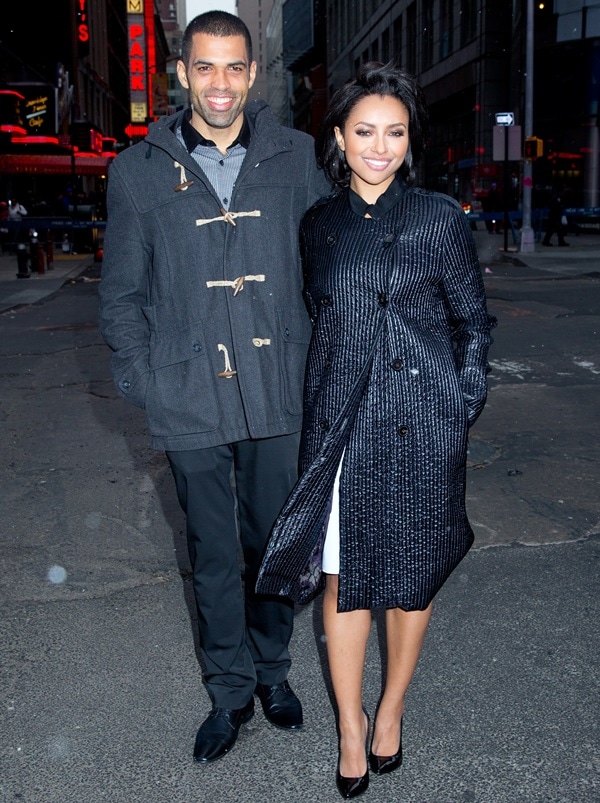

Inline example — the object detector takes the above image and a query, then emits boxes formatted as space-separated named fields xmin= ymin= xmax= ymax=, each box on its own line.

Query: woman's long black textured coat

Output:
xmin=256 ymin=181 xmax=496 ymax=612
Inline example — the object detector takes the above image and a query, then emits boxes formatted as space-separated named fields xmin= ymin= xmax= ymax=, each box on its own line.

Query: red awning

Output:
xmin=0 ymin=153 xmax=114 ymax=176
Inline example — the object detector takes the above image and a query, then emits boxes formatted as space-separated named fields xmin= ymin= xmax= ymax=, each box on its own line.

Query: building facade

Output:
xmin=238 ymin=0 xmax=276 ymax=103
xmin=259 ymin=0 xmax=598 ymax=210
xmin=1 ymin=0 xmax=170 ymax=211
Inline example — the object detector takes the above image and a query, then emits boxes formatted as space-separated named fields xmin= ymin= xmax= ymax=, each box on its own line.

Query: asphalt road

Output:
xmin=0 ymin=255 xmax=598 ymax=802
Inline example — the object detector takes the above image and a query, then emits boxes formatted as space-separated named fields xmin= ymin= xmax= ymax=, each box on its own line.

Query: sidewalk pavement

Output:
xmin=471 ymin=227 xmax=600 ymax=277
xmin=0 ymin=250 xmax=96 ymax=314
xmin=0 ymin=228 xmax=598 ymax=316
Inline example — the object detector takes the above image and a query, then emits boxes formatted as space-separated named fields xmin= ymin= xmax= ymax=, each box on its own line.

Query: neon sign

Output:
xmin=77 ymin=0 xmax=89 ymax=43
xmin=128 ymin=0 xmax=148 ymax=123
xmin=25 ymin=94 xmax=50 ymax=131
xmin=76 ymin=0 xmax=90 ymax=56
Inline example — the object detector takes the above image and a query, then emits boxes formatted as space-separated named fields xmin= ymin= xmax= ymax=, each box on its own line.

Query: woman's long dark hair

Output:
xmin=316 ymin=62 xmax=430 ymax=189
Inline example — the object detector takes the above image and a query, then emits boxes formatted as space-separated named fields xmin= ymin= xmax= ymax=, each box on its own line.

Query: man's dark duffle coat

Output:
xmin=99 ymin=101 xmax=330 ymax=451
xmin=257 ymin=182 xmax=497 ymax=613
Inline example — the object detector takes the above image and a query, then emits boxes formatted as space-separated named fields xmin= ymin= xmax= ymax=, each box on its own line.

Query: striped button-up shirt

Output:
xmin=177 ymin=107 xmax=251 ymax=209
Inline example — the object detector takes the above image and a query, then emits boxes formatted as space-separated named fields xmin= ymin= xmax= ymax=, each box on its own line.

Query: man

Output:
xmin=542 ymin=188 xmax=569 ymax=247
xmin=8 ymin=197 xmax=27 ymax=220
xmin=98 ymin=11 xmax=330 ymax=763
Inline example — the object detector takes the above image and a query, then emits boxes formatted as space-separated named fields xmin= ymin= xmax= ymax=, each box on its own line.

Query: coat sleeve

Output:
xmin=98 ymin=161 xmax=151 ymax=409
xmin=441 ymin=205 xmax=497 ymax=426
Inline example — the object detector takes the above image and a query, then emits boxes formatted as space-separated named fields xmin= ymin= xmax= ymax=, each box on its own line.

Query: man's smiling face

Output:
xmin=177 ymin=32 xmax=256 ymax=149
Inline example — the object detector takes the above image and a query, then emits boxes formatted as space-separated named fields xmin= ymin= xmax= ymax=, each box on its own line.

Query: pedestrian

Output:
xmin=257 ymin=62 xmax=496 ymax=799
xmin=8 ymin=197 xmax=27 ymax=220
xmin=542 ymin=188 xmax=569 ymax=246
xmin=7 ymin=197 xmax=28 ymax=248
xmin=0 ymin=201 xmax=9 ymax=255
xmin=98 ymin=10 xmax=330 ymax=764
xmin=61 ymin=233 xmax=73 ymax=254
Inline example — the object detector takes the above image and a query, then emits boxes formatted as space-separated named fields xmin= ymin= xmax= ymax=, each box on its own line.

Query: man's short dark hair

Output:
xmin=181 ymin=11 xmax=253 ymax=67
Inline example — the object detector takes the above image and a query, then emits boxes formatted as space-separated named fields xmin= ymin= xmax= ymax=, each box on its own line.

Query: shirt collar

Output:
xmin=181 ymin=107 xmax=252 ymax=152
xmin=348 ymin=175 xmax=407 ymax=218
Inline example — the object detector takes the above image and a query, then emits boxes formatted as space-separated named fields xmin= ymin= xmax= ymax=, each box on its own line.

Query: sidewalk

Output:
xmin=0 ymin=250 xmax=95 ymax=314
xmin=471 ymin=227 xmax=600 ymax=276
xmin=0 ymin=228 xmax=598 ymax=317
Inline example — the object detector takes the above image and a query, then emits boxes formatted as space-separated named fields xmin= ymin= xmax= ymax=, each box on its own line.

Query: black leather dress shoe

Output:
xmin=193 ymin=699 xmax=254 ymax=763
xmin=255 ymin=681 xmax=303 ymax=730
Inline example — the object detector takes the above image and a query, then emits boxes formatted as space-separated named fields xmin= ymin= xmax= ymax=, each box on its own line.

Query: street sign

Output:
xmin=493 ymin=125 xmax=522 ymax=160
xmin=495 ymin=112 xmax=515 ymax=126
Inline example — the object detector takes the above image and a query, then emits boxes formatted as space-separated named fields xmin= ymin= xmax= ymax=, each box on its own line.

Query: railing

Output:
xmin=465 ymin=207 xmax=600 ymax=243
xmin=1 ymin=217 xmax=106 ymax=254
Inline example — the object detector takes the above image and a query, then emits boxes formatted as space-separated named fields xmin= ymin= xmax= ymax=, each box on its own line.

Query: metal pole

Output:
xmin=504 ymin=124 xmax=510 ymax=252
xmin=520 ymin=0 xmax=535 ymax=252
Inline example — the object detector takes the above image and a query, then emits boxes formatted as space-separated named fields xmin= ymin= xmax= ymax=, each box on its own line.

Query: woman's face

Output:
xmin=334 ymin=94 xmax=410 ymax=204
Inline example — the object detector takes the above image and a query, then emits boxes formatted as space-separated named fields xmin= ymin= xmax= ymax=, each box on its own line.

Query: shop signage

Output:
xmin=8 ymin=84 xmax=56 ymax=136
xmin=77 ymin=0 xmax=89 ymax=44
xmin=77 ymin=0 xmax=90 ymax=57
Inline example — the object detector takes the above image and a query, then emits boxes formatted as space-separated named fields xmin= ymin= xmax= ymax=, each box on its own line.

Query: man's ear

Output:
xmin=176 ymin=59 xmax=189 ymax=90
xmin=248 ymin=60 xmax=257 ymax=90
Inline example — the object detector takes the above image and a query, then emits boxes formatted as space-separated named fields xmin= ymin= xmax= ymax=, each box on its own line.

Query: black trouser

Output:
xmin=167 ymin=434 xmax=298 ymax=708
xmin=542 ymin=221 xmax=567 ymax=245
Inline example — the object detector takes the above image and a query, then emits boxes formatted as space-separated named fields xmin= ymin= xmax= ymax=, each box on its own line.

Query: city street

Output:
xmin=0 ymin=234 xmax=598 ymax=803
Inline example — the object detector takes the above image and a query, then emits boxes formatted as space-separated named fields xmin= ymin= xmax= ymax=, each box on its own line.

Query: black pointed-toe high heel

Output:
xmin=368 ymin=715 xmax=403 ymax=775
xmin=336 ymin=712 xmax=370 ymax=799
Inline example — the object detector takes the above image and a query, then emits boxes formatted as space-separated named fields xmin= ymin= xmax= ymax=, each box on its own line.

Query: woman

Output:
xmin=257 ymin=63 xmax=496 ymax=799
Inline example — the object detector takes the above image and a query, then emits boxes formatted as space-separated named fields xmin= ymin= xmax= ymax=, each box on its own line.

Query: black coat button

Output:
xmin=383 ymin=232 xmax=395 ymax=244
xmin=391 ymin=358 xmax=403 ymax=370
xmin=121 ymin=379 xmax=131 ymax=390
xmin=321 ymin=294 xmax=332 ymax=306
xmin=319 ymin=419 xmax=330 ymax=431
xmin=192 ymin=341 xmax=202 ymax=352
xmin=327 ymin=235 xmax=336 ymax=246
xmin=397 ymin=425 xmax=409 ymax=436
xmin=378 ymin=292 xmax=388 ymax=307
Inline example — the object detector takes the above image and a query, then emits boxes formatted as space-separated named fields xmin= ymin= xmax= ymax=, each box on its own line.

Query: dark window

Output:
xmin=381 ymin=28 xmax=390 ymax=62
xmin=460 ymin=0 xmax=477 ymax=46
xmin=392 ymin=15 xmax=402 ymax=65
xmin=406 ymin=3 xmax=417 ymax=74
xmin=440 ymin=0 xmax=453 ymax=59
xmin=422 ymin=2 xmax=434 ymax=69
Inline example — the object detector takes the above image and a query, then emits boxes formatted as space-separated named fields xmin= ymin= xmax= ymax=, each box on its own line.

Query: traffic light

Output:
xmin=524 ymin=136 xmax=544 ymax=161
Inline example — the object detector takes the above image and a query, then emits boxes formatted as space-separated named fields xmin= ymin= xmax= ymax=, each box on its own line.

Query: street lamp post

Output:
xmin=520 ymin=0 xmax=535 ymax=252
